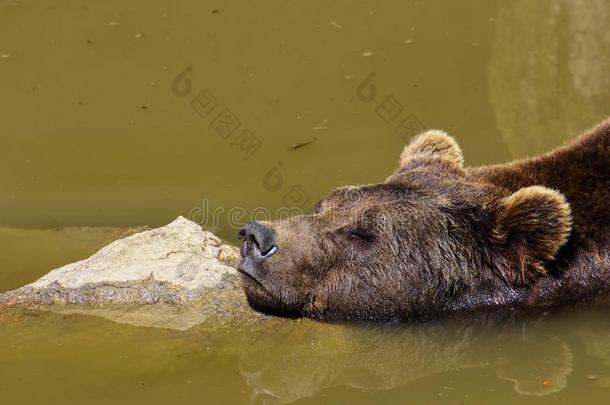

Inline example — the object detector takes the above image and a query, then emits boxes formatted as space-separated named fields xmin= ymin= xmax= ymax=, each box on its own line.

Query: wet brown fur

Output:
xmin=239 ymin=119 xmax=610 ymax=321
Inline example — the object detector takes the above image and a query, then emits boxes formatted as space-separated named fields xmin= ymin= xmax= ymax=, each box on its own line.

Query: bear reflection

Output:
xmin=236 ymin=311 xmax=610 ymax=404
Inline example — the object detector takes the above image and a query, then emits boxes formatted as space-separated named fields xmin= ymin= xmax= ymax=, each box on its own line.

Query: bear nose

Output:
xmin=238 ymin=222 xmax=277 ymax=258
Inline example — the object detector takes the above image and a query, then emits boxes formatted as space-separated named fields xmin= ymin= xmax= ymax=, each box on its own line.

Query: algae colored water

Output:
xmin=1 ymin=0 xmax=610 ymax=403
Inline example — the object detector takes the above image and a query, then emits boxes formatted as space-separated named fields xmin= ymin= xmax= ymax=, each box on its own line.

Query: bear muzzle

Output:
xmin=238 ymin=221 xmax=278 ymax=259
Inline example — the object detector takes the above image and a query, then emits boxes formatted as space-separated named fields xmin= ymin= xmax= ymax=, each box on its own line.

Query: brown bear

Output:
xmin=238 ymin=119 xmax=610 ymax=321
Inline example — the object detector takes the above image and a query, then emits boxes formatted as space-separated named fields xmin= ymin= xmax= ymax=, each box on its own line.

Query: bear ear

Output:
xmin=399 ymin=130 xmax=464 ymax=168
xmin=492 ymin=186 xmax=572 ymax=285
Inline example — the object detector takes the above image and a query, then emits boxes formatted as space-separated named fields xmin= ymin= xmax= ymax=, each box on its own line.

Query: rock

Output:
xmin=0 ymin=217 xmax=240 ymax=307
xmin=0 ymin=224 xmax=150 ymax=292
xmin=0 ymin=217 xmax=274 ymax=331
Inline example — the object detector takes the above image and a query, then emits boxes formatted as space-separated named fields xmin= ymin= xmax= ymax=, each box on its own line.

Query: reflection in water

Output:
xmin=235 ymin=310 xmax=610 ymax=404
xmin=495 ymin=335 xmax=573 ymax=396
xmin=238 ymin=320 xmax=476 ymax=404
xmin=488 ymin=0 xmax=610 ymax=159
xmin=4 ymin=306 xmax=610 ymax=403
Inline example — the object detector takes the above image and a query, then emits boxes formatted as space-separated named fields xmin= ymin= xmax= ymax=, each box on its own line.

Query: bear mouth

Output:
xmin=237 ymin=266 xmax=265 ymax=289
xmin=240 ymin=274 xmax=281 ymax=313
xmin=237 ymin=261 xmax=275 ymax=302
xmin=237 ymin=257 xmax=267 ymax=286
xmin=238 ymin=262 xmax=302 ymax=318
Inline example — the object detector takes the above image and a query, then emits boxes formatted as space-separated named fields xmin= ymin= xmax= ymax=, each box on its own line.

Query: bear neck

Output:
xmin=463 ymin=121 xmax=610 ymax=312
xmin=470 ymin=121 xmax=610 ymax=245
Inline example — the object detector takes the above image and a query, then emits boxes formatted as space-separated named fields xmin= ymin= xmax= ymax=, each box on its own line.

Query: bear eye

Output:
xmin=347 ymin=227 xmax=374 ymax=243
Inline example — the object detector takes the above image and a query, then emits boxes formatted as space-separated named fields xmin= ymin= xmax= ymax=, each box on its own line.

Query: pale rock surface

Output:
xmin=0 ymin=217 xmax=275 ymax=330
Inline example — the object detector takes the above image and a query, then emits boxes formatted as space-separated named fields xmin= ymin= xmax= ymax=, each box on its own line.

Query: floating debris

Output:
xmin=331 ymin=21 xmax=343 ymax=29
xmin=108 ymin=21 xmax=119 ymax=26
xmin=404 ymin=39 xmax=414 ymax=44
xmin=290 ymin=137 xmax=316 ymax=151
xmin=312 ymin=126 xmax=328 ymax=131
xmin=134 ymin=32 xmax=144 ymax=39
xmin=362 ymin=50 xmax=373 ymax=57
xmin=1 ymin=53 xmax=11 ymax=59
xmin=211 ymin=9 xmax=220 ymax=14
xmin=472 ymin=42 xmax=480 ymax=47
xmin=345 ymin=75 xmax=353 ymax=79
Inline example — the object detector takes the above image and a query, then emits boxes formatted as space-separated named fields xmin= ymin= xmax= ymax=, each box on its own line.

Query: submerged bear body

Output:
xmin=238 ymin=119 xmax=610 ymax=322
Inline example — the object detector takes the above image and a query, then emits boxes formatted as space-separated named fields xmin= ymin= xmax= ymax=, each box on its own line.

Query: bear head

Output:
xmin=238 ymin=130 xmax=572 ymax=321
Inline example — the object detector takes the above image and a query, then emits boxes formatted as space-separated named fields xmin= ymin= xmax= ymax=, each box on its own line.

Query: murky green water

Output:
xmin=1 ymin=0 xmax=609 ymax=403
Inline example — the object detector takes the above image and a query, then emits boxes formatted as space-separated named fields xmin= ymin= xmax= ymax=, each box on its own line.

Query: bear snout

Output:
xmin=238 ymin=222 xmax=278 ymax=259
